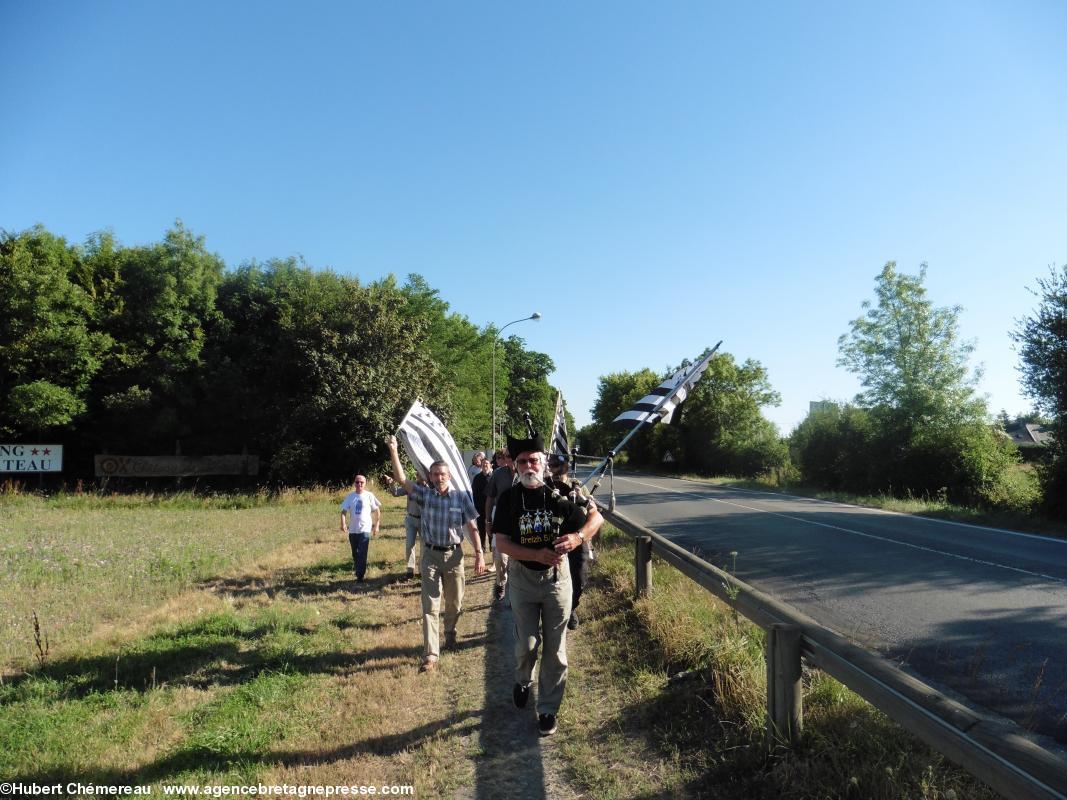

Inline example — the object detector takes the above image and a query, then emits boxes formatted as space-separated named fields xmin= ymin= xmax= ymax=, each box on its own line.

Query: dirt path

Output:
xmin=446 ymin=568 xmax=583 ymax=800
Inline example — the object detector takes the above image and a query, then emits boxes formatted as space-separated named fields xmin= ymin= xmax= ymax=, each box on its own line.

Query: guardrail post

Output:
xmin=766 ymin=623 xmax=803 ymax=750
xmin=635 ymin=535 xmax=652 ymax=598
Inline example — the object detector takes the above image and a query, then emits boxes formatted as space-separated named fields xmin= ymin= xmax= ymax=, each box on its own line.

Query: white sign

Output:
xmin=0 ymin=444 xmax=64 ymax=472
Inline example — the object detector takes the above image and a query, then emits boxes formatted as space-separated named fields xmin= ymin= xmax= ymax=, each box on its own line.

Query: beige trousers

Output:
xmin=492 ymin=534 xmax=509 ymax=587
xmin=420 ymin=542 xmax=465 ymax=661
xmin=508 ymin=557 xmax=572 ymax=715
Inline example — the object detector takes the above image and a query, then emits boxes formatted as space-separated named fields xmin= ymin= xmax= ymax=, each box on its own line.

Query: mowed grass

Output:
xmin=0 ymin=489 xmax=341 ymax=666
xmin=0 ymin=489 xmax=481 ymax=795
xmin=558 ymin=524 xmax=997 ymax=799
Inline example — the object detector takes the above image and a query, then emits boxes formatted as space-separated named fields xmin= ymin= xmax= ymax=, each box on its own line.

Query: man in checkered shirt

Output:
xmin=387 ymin=435 xmax=486 ymax=672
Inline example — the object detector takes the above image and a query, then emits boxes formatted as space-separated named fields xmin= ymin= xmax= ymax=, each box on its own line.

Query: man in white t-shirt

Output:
xmin=340 ymin=475 xmax=382 ymax=583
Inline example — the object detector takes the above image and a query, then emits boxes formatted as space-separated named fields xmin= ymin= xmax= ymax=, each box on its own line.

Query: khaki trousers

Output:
xmin=420 ymin=542 xmax=465 ymax=661
xmin=404 ymin=515 xmax=420 ymax=572
xmin=509 ymin=557 xmax=572 ymax=715
xmin=492 ymin=534 xmax=509 ymax=587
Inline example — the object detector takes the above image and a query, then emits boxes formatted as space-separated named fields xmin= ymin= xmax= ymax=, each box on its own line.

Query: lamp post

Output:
xmin=492 ymin=312 xmax=541 ymax=450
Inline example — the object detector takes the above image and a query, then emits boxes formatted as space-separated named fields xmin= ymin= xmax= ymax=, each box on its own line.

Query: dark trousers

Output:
xmin=348 ymin=531 xmax=370 ymax=579
xmin=567 ymin=543 xmax=590 ymax=610
xmin=477 ymin=514 xmax=489 ymax=552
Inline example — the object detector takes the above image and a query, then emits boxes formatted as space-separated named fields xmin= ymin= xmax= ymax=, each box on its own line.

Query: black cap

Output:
xmin=547 ymin=453 xmax=568 ymax=468
xmin=507 ymin=434 xmax=545 ymax=460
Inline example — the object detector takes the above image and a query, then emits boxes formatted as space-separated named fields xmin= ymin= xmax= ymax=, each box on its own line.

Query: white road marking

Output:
xmin=615 ymin=475 xmax=1067 ymax=585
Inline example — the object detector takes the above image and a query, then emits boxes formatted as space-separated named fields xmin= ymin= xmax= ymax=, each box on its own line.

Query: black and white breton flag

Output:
xmin=550 ymin=392 xmax=569 ymax=458
xmin=612 ymin=343 xmax=721 ymax=430
xmin=397 ymin=400 xmax=473 ymax=496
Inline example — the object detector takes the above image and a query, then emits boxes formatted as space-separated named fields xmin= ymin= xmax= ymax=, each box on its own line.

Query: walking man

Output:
xmin=493 ymin=435 xmax=601 ymax=736
xmin=485 ymin=447 xmax=516 ymax=602
xmin=386 ymin=435 xmax=486 ymax=672
xmin=547 ymin=453 xmax=604 ymax=630
xmin=383 ymin=473 xmax=425 ymax=579
xmin=339 ymin=475 xmax=381 ymax=583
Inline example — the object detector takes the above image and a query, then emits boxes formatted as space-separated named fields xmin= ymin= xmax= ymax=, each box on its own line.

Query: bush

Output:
xmin=791 ymin=402 xmax=1026 ymax=509
xmin=789 ymin=404 xmax=875 ymax=492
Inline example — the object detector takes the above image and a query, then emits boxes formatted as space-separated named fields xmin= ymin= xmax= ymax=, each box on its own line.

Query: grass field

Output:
xmin=0 ymin=489 xmax=483 ymax=795
xmin=0 ymin=490 xmax=1002 ymax=798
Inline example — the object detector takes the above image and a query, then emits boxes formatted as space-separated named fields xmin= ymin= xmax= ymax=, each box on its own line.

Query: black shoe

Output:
xmin=513 ymin=683 xmax=530 ymax=709
xmin=406 ymin=568 xmax=415 ymax=578
xmin=493 ymin=584 xmax=505 ymax=602
xmin=444 ymin=632 xmax=458 ymax=650
xmin=567 ymin=611 xmax=579 ymax=630
xmin=538 ymin=713 xmax=557 ymax=736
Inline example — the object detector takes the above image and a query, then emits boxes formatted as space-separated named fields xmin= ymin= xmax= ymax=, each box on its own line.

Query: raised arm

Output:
xmin=385 ymin=435 xmax=417 ymax=494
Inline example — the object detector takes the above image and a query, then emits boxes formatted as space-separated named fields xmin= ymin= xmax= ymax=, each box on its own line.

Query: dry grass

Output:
xmin=0 ymin=490 xmax=578 ymax=798
xmin=557 ymin=525 xmax=999 ymax=799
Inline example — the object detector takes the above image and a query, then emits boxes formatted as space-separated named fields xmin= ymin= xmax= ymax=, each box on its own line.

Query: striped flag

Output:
xmin=550 ymin=392 xmax=569 ymax=458
xmin=612 ymin=343 xmax=721 ymax=429
xmin=396 ymin=400 xmax=473 ymax=496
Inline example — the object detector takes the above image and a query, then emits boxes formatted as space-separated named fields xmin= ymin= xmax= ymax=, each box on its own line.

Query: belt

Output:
xmin=425 ymin=543 xmax=459 ymax=552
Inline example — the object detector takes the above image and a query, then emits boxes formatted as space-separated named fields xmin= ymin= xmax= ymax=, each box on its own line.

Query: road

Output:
xmin=589 ymin=470 xmax=1067 ymax=745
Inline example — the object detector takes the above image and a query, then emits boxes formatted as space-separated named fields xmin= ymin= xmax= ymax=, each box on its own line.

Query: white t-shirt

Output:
xmin=340 ymin=490 xmax=381 ymax=534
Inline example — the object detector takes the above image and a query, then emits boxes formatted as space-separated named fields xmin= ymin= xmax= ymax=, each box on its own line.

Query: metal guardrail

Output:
xmin=598 ymin=505 xmax=1067 ymax=800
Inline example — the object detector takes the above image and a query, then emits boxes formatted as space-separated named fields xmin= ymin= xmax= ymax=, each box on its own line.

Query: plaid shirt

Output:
xmin=411 ymin=484 xmax=477 ymax=547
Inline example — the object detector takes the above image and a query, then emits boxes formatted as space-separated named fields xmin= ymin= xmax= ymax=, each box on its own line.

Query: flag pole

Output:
xmin=581 ymin=341 xmax=721 ymax=490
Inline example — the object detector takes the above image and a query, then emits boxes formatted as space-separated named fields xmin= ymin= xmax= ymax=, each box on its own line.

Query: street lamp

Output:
xmin=492 ymin=312 xmax=541 ymax=450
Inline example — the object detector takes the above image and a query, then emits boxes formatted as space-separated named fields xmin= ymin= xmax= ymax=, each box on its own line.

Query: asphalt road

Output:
xmin=588 ymin=470 xmax=1067 ymax=745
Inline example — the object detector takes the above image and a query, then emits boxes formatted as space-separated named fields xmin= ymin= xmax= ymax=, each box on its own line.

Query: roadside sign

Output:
xmin=0 ymin=444 xmax=63 ymax=472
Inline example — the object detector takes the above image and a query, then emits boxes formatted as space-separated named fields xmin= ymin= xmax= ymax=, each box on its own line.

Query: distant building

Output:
xmin=1004 ymin=423 xmax=1053 ymax=448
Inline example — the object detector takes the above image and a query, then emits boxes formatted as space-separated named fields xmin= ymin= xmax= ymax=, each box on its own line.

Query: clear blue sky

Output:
xmin=3 ymin=1 xmax=1065 ymax=433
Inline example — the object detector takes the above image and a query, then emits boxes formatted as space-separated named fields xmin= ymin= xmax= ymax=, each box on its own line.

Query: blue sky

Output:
xmin=3 ymin=1 xmax=1065 ymax=433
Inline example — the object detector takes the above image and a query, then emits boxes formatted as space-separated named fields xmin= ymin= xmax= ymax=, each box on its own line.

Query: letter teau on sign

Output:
xmin=0 ymin=444 xmax=64 ymax=473
xmin=94 ymin=455 xmax=259 ymax=477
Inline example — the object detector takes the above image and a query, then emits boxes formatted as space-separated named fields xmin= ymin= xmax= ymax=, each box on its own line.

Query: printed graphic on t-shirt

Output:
xmin=518 ymin=509 xmax=563 ymax=549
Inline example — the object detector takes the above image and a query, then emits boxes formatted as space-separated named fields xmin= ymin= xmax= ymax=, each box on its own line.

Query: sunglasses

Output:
xmin=515 ymin=457 xmax=543 ymax=466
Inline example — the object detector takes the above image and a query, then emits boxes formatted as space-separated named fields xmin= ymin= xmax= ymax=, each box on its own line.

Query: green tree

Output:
xmin=835 ymin=262 xmax=1017 ymax=505
xmin=499 ymin=336 xmax=556 ymax=442
xmin=202 ymin=260 xmax=438 ymax=483
xmin=86 ymin=221 xmax=224 ymax=451
xmin=1013 ymin=264 xmax=1067 ymax=516
xmin=584 ymin=353 xmax=786 ymax=476
xmin=399 ymin=274 xmax=497 ymax=448
xmin=671 ymin=352 xmax=785 ymax=476
xmin=587 ymin=368 xmax=661 ymax=463
xmin=838 ymin=262 xmax=981 ymax=425
xmin=0 ymin=227 xmax=108 ymax=435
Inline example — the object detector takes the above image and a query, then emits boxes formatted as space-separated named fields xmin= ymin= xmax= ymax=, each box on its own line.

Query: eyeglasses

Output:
xmin=515 ymin=457 xmax=543 ymax=466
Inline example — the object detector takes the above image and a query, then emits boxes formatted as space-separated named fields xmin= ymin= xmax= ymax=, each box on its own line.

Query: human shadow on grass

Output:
xmin=200 ymin=557 xmax=404 ymax=600
xmin=1 ymin=615 xmax=421 ymax=702
xmin=11 ymin=709 xmax=483 ymax=788
xmin=475 ymin=584 xmax=555 ymax=800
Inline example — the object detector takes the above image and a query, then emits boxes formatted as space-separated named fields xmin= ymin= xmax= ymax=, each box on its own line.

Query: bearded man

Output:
xmin=491 ymin=434 xmax=601 ymax=736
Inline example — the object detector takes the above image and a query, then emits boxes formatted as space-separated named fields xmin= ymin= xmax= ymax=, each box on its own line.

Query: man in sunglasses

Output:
xmin=492 ymin=434 xmax=601 ymax=737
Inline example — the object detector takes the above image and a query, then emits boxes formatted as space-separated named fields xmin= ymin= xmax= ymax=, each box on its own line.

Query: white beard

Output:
xmin=519 ymin=471 xmax=543 ymax=489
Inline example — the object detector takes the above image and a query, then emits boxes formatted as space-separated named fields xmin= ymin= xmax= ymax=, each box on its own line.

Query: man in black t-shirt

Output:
xmin=493 ymin=435 xmax=600 ymax=737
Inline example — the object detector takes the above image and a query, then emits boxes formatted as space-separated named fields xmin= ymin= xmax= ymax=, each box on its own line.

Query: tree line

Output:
xmin=1 ymin=223 xmax=564 ymax=484
xmin=4 ymin=223 xmax=1065 ymax=520
xmin=579 ymin=262 xmax=1067 ymax=521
